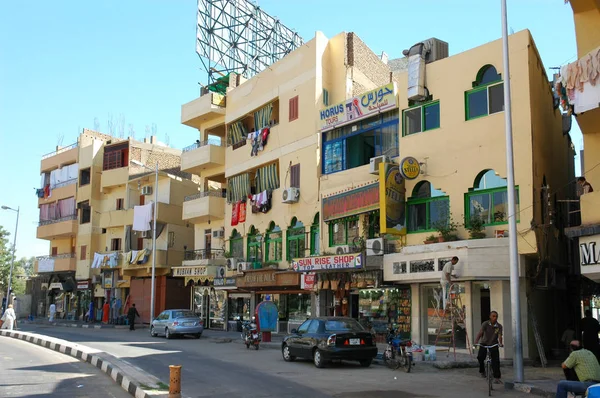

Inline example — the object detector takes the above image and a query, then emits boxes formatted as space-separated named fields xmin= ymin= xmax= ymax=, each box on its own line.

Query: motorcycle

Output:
xmin=241 ymin=318 xmax=261 ymax=350
xmin=383 ymin=326 xmax=413 ymax=373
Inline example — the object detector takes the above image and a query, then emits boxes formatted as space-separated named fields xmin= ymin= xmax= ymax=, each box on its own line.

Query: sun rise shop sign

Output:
xmin=322 ymin=182 xmax=379 ymax=222
xmin=291 ymin=254 xmax=363 ymax=272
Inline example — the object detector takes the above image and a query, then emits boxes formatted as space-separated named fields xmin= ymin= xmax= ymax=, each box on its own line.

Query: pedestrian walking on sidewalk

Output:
xmin=556 ymin=340 xmax=600 ymax=398
xmin=1 ymin=304 xmax=17 ymax=330
xmin=49 ymin=303 xmax=56 ymax=322
xmin=102 ymin=301 xmax=110 ymax=324
xmin=128 ymin=304 xmax=140 ymax=331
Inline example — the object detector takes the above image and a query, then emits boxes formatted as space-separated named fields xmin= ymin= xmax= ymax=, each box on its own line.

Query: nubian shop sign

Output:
xmin=379 ymin=163 xmax=406 ymax=235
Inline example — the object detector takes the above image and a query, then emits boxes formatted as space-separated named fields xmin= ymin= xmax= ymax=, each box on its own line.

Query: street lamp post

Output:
xmin=500 ymin=0 xmax=524 ymax=382
xmin=1 ymin=206 xmax=20 ymax=312
xmin=131 ymin=161 xmax=158 ymax=323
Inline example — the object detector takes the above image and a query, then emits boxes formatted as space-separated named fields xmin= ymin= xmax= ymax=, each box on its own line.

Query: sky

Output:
xmin=0 ymin=0 xmax=582 ymax=258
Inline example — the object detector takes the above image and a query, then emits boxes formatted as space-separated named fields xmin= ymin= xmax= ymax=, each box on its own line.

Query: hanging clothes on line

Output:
xmin=133 ymin=203 xmax=153 ymax=231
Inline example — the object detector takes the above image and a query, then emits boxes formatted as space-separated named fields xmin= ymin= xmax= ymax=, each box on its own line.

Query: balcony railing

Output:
xmin=184 ymin=249 xmax=225 ymax=261
xmin=50 ymin=178 xmax=78 ymax=190
xmin=39 ymin=214 xmax=77 ymax=226
xmin=41 ymin=142 xmax=78 ymax=160
xmin=184 ymin=190 xmax=227 ymax=202
xmin=182 ymin=137 xmax=224 ymax=153
xmin=36 ymin=253 xmax=76 ymax=260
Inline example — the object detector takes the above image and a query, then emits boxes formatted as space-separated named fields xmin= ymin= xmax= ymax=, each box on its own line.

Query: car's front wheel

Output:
xmin=282 ymin=344 xmax=296 ymax=362
xmin=313 ymin=349 xmax=326 ymax=368
xmin=194 ymin=333 xmax=202 ymax=339
xmin=359 ymin=359 xmax=372 ymax=368
xmin=150 ymin=326 xmax=157 ymax=337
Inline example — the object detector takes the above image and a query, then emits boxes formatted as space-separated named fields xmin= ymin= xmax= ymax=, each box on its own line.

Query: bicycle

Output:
xmin=475 ymin=343 xmax=500 ymax=396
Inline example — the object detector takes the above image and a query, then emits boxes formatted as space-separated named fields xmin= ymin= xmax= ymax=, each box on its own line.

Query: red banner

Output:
xmin=322 ymin=183 xmax=379 ymax=222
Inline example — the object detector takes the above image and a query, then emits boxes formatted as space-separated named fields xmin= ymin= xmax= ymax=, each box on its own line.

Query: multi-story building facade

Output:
xmin=35 ymin=130 xmax=197 ymax=323
xmin=179 ymin=28 xmax=575 ymax=360
xmin=563 ymin=1 xmax=600 ymax=298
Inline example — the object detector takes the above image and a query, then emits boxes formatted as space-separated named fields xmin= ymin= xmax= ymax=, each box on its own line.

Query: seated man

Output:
xmin=556 ymin=340 xmax=600 ymax=398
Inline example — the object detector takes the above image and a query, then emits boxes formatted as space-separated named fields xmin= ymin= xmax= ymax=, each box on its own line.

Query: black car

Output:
xmin=281 ymin=317 xmax=378 ymax=368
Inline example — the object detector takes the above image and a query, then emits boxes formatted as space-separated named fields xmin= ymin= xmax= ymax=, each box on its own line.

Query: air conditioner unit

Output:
xmin=213 ymin=229 xmax=225 ymax=239
xmin=335 ymin=245 xmax=350 ymax=255
xmin=217 ymin=266 xmax=226 ymax=278
xmin=369 ymin=155 xmax=390 ymax=175
xmin=367 ymin=238 xmax=384 ymax=256
xmin=236 ymin=262 xmax=250 ymax=274
xmin=422 ymin=38 xmax=449 ymax=64
xmin=282 ymin=188 xmax=300 ymax=204
xmin=226 ymin=258 xmax=238 ymax=270
xmin=141 ymin=186 xmax=153 ymax=195
xmin=141 ymin=230 xmax=151 ymax=238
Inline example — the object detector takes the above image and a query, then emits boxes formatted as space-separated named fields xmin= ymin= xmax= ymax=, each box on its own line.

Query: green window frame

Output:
xmin=407 ymin=196 xmax=450 ymax=233
xmin=246 ymin=227 xmax=262 ymax=262
xmin=465 ymin=186 xmax=520 ymax=227
xmin=286 ymin=218 xmax=306 ymax=261
xmin=229 ymin=229 xmax=243 ymax=259
xmin=310 ymin=213 xmax=320 ymax=255
xmin=367 ymin=211 xmax=380 ymax=239
xmin=328 ymin=216 xmax=359 ymax=246
xmin=402 ymin=101 xmax=440 ymax=136
xmin=265 ymin=223 xmax=283 ymax=262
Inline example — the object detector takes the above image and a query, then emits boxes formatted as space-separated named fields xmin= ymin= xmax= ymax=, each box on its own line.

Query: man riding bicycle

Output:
xmin=474 ymin=311 xmax=504 ymax=384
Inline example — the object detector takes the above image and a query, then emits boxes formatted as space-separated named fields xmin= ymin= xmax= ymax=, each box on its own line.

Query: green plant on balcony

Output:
xmin=223 ymin=250 xmax=232 ymax=258
xmin=466 ymin=215 xmax=487 ymax=239
xmin=432 ymin=213 xmax=460 ymax=242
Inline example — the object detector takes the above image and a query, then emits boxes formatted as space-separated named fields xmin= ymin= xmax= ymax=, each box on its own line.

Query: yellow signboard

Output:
xmin=400 ymin=157 xmax=420 ymax=180
xmin=379 ymin=163 xmax=407 ymax=235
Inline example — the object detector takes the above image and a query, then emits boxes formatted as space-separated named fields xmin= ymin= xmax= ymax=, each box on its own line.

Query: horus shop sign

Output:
xmin=379 ymin=163 xmax=406 ymax=235
xmin=318 ymin=83 xmax=397 ymax=131
xmin=291 ymin=254 xmax=363 ymax=272
xmin=580 ymin=235 xmax=600 ymax=266
xmin=322 ymin=183 xmax=379 ymax=222
xmin=173 ymin=266 xmax=207 ymax=277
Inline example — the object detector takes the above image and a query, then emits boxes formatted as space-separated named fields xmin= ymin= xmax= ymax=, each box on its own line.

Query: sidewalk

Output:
xmin=21 ymin=318 xmax=147 ymax=329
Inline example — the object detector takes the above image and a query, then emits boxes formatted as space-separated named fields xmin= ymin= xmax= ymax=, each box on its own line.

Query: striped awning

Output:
xmin=254 ymin=103 xmax=273 ymax=132
xmin=227 ymin=173 xmax=250 ymax=203
xmin=255 ymin=163 xmax=280 ymax=193
xmin=227 ymin=121 xmax=247 ymax=146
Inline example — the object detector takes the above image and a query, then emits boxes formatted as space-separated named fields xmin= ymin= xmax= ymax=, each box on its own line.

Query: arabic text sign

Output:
xmin=292 ymin=254 xmax=363 ymax=272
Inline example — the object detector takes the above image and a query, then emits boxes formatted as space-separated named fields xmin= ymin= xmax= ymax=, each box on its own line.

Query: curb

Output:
xmin=0 ymin=330 xmax=162 ymax=398
xmin=504 ymin=381 xmax=554 ymax=398
xmin=21 ymin=321 xmax=147 ymax=330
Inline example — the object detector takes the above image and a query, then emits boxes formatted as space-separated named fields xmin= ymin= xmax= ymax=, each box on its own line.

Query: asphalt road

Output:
xmin=13 ymin=324 xmax=530 ymax=398
xmin=0 ymin=336 xmax=130 ymax=398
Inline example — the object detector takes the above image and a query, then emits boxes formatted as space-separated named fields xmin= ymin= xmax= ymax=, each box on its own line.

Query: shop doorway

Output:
xmin=480 ymin=288 xmax=491 ymax=324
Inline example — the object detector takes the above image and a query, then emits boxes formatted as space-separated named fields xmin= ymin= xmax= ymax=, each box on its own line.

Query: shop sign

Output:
xmin=76 ymin=281 xmax=89 ymax=290
xmin=399 ymin=157 xmax=420 ymax=180
xmin=318 ymin=83 xmax=397 ymax=131
xmin=379 ymin=163 xmax=406 ymax=235
xmin=238 ymin=270 xmax=277 ymax=288
xmin=49 ymin=282 xmax=63 ymax=290
xmin=301 ymin=273 xmax=316 ymax=290
xmin=322 ymin=183 xmax=379 ymax=222
xmin=173 ymin=266 xmax=208 ymax=277
xmin=276 ymin=273 xmax=299 ymax=286
xmin=580 ymin=236 xmax=600 ymax=266
xmin=214 ymin=277 xmax=236 ymax=287
xmin=103 ymin=271 xmax=113 ymax=289
xmin=291 ymin=254 xmax=363 ymax=272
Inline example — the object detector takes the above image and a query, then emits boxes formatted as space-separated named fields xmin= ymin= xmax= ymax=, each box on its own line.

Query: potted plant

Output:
xmin=466 ymin=215 xmax=487 ymax=239
xmin=424 ymin=234 xmax=437 ymax=244
xmin=433 ymin=213 xmax=460 ymax=242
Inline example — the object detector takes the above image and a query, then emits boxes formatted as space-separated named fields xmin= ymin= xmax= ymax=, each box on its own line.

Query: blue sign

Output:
xmin=255 ymin=301 xmax=278 ymax=332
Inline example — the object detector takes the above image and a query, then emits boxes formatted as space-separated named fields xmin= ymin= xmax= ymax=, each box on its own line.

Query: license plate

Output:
xmin=252 ymin=334 xmax=259 ymax=339
xmin=184 ymin=322 xmax=195 ymax=326
xmin=349 ymin=338 xmax=360 ymax=345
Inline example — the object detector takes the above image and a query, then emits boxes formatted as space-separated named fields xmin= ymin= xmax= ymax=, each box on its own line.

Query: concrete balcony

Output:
xmin=99 ymin=203 xmax=183 ymax=228
xmin=182 ymin=249 xmax=227 ymax=267
xmin=181 ymin=140 xmax=226 ymax=175
xmin=41 ymin=143 xmax=78 ymax=173
xmin=581 ymin=191 xmax=600 ymax=226
xmin=37 ymin=215 xmax=78 ymax=240
xmin=182 ymin=191 xmax=226 ymax=224
xmin=122 ymin=249 xmax=183 ymax=277
xmin=38 ymin=179 xmax=77 ymax=206
xmin=181 ymin=93 xmax=226 ymax=128
xmin=101 ymin=167 xmax=129 ymax=190
xmin=383 ymin=238 xmax=523 ymax=284
xmin=35 ymin=253 xmax=76 ymax=273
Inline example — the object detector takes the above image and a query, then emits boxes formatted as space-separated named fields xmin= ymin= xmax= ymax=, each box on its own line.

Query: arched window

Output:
xmin=287 ymin=217 xmax=305 ymax=261
xmin=229 ymin=229 xmax=243 ymax=259
xmin=246 ymin=226 xmax=262 ymax=262
xmin=310 ymin=213 xmax=320 ymax=255
xmin=465 ymin=169 xmax=519 ymax=226
xmin=265 ymin=222 xmax=283 ymax=262
xmin=466 ymin=65 xmax=504 ymax=120
xmin=407 ymin=181 xmax=449 ymax=232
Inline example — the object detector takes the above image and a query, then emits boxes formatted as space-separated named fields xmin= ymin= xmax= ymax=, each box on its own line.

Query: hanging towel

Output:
xmin=239 ymin=201 xmax=247 ymax=223
xmin=108 ymin=253 xmax=118 ymax=268
xmin=133 ymin=249 xmax=147 ymax=264
xmin=231 ymin=202 xmax=240 ymax=226
xmin=130 ymin=250 xmax=140 ymax=264
xmin=255 ymin=190 xmax=267 ymax=207
xmin=133 ymin=203 xmax=153 ymax=231
xmin=574 ymin=81 xmax=600 ymax=113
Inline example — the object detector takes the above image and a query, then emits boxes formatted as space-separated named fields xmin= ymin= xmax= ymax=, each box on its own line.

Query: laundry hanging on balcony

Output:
xmin=133 ymin=203 xmax=153 ymax=231
xmin=227 ymin=121 xmax=247 ymax=146
xmin=231 ymin=201 xmax=240 ymax=226
xmin=254 ymin=103 xmax=273 ymax=132
xmin=555 ymin=45 xmax=600 ymax=114
xmin=49 ymin=163 xmax=79 ymax=188
xmin=250 ymin=127 xmax=270 ymax=156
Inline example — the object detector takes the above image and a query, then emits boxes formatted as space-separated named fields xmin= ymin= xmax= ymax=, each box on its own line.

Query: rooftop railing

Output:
xmin=41 ymin=142 xmax=78 ymax=160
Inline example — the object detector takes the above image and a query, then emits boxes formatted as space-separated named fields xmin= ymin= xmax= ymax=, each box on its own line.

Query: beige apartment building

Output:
xmin=34 ymin=129 xmax=197 ymax=323
xmin=179 ymin=28 xmax=575 ymax=361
